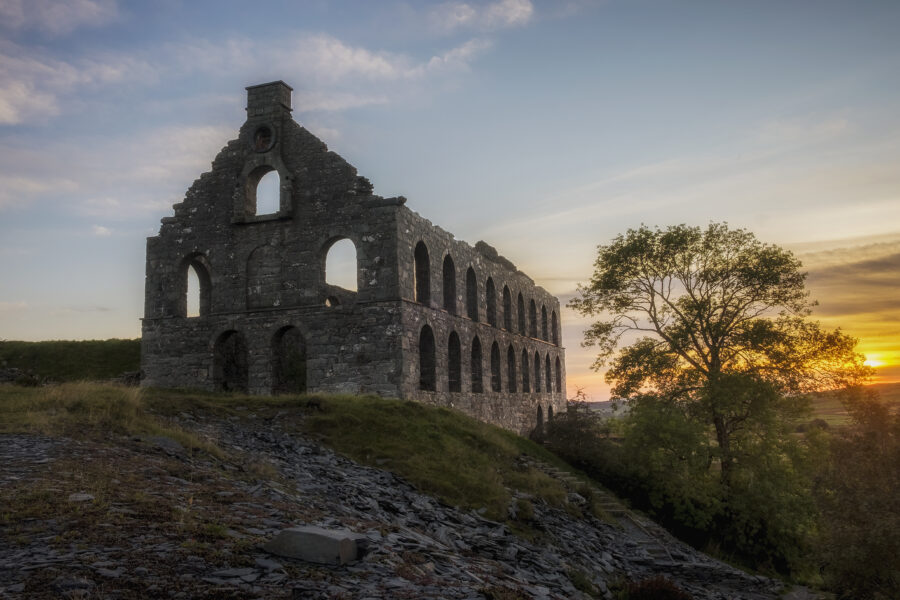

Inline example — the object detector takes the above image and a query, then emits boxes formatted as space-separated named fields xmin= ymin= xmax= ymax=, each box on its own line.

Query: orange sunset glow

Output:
xmin=562 ymin=233 xmax=900 ymax=400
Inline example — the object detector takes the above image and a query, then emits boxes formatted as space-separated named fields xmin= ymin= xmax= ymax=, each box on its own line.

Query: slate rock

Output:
xmin=264 ymin=525 xmax=367 ymax=565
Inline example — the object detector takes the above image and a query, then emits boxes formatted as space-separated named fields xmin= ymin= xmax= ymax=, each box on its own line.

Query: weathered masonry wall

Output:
xmin=396 ymin=209 xmax=566 ymax=431
xmin=141 ymin=80 xmax=565 ymax=435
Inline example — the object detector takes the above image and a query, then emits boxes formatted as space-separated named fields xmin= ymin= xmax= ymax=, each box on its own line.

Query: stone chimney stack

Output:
xmin=245 ymin=81 xmax=292 ymax=119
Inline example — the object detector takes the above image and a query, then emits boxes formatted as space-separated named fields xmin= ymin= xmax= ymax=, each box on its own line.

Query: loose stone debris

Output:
xmin=0 ymin=411 xmax=796 ymax=599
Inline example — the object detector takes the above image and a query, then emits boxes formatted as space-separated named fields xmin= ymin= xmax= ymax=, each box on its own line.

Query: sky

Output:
xmin=1 ymin=0 xmax=898 ymax=400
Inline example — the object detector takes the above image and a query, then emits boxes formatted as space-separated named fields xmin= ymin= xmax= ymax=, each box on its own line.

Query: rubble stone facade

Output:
xmin=141 ymin=81 xmax=566 ymax=435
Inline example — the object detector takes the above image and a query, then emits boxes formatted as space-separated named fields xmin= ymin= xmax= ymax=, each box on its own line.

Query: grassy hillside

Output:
xmin=0 ymin=339 xmax=140 ymax=381
xmin=0 ymin=384 xmax=594 ymax=524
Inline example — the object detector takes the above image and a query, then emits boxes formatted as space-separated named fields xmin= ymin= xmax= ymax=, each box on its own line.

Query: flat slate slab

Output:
xmin=263 ymin=526 xmax=366 ymax=565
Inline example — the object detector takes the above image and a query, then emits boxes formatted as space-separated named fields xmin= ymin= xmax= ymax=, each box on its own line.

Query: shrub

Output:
xmin=815 ymin=391 xmax=900 ymax=599
xmin=624 ymin=576 xmax=693 ymax=600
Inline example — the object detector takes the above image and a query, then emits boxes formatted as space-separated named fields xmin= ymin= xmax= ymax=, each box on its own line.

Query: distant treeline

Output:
xmin=0 ymin=339 xmax=141 ymax=382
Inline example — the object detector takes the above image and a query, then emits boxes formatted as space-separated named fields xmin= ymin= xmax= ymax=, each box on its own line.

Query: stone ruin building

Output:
xmin=141 ymin=81 xmax=566 ymax=435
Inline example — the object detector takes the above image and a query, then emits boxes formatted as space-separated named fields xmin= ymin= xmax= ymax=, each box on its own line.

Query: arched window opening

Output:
xmin=517 ymin=293 xmax=526 ymax=335
xmin=185 ymin=262 xmax=211 ymax=317
xmin=534 ymin=352 xmax=542 ymax=393
xmin=466 ymin=267 xmax=478 ymax=321
xmin=255 ymin=169 xmax=280 ymax=215
xmin=490 ymin=342 xmax=502 ymax=392
xmin=486 ymin=278 xmax=497 ymax=327
xmin=555 ymin=357 xmax=562 ymax=393
xmin=272 ymin=326 xmax=306 ymax=394
xmin=325 ymin=296 xmax=340 ymax=307
xmin=502 ymin=286 xmax=512 ymax=330
xmin=180 ymin=255 xmax=210 ymax=318
xmin=213 ymin=330 xmax=248 ymax=392
xmin=552 ymin=311 xmax=559 ymax=346
xmin=443 ymin=255 xmax=456 ymax=314
xmin=448 ymin=331 xmax=462 ymax=393
xmin=419 ymin=325 xmax=436 ymax=391
xmin=521 ymin=349 xmax=531 ymax=392
xmin=536 ymin=405 xmax=544 ymax=434
xmin=541 ymin=306 xmax=548 ymax=341
xmin=529 ymin=299 xmax=537 ymax=338
xmin=548 ymin=405 xmax=554 ymax=422
xmin=186 ymin=265 xmax=200 ymax=317
xmin=545 ymin=354 xmax=551 ymax=393
xmin=414 ymin=242 xmax=430 ymax=304
xmin=325 ymin=238 xmax=358 ymax=291
xmin=507 ymin=345 xmax=517 ymax=393
xmin=471 ymin=337 xmax=483 ymax=393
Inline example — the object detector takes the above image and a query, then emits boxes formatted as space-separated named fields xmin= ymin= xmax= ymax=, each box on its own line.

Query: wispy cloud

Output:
xmin=0 ymin=0 xmax=118 ymax=35
xmin=282 ymin=34 xmax=492 ymax=85
xmin=429 ymin=0 xmax=534 ymax=33
xmin=0 ymin=172 xmax=78 ymax=209
xmin=91 ymin=224 xmax=111 ymax=236
xmin=0 ymin=40 xmax=154 ymax=124
xmin=805 ymin=243 xmax=900 ymax=318
xmin=1 ymin=17 xmax=498 ymax=126
xmin=482 ymin=116 xmax=900 ymax=251
xmin=799 ymin=237 xmax=900 ymax=382
xmin=752 ymin=115 xmax=852 ymax=145
xmin=0 ymin=123 xmax=234 ymax=216
xmin=159 ymin=33 xmax=491 ymax=113
xmin=293 ymin=90 xmax=388 ymax=112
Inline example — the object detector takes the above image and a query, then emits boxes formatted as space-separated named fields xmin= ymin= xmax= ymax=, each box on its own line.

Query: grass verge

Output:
xmin=0 ymin=382 xmax=221 ymax=457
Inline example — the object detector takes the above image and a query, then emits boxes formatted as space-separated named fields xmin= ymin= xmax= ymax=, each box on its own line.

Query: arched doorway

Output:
xmin=213 ymin=330 xmax=248 ymax=392
xmin=272 ymin=326 xmax=306 ymax=394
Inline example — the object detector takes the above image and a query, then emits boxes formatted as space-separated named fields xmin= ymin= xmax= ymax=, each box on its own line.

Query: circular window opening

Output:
xmin=253 ymin=126 xmax=274 ymax=152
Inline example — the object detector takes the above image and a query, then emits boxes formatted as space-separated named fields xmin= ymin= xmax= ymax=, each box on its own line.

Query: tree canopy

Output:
xmin=570 ymin=223 xmax=871 ymax=484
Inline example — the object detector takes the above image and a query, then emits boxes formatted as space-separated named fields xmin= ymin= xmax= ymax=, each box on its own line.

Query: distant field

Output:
xmin=809 ymin=381 xmax=900 ymax=426
xmin=0 ymin=339 xmax=141 ymax=382
xmin=587 ymin=383 xmax=900 ymax=427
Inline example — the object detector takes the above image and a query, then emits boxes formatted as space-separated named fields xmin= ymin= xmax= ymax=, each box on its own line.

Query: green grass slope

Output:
xmin=0 ymin=384 xmax=597 ymax=524
xmin=298 ymin=394 xmax=579 ymax=520
xmin=0 ymin=339 xmax=141 ymax=381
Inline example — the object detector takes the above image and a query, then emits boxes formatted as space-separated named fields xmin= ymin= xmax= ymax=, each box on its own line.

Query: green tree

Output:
xmin=570 ymin=223 xmax=869 ymax=485
xmin=569 ymin=223 xmax=871 ymax=570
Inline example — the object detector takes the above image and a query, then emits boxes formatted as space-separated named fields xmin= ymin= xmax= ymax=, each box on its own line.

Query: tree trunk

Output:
xmin=714 ymin=413 xmax=733 ymax=486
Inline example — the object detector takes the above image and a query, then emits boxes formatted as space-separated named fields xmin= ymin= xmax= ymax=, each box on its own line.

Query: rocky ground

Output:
xmin=1 ymin=407 xmax=794 ymax=599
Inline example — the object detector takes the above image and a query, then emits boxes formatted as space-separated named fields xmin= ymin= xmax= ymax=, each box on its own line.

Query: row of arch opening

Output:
xmin=414 ymin=241 xmax=560 ymax=346
xmin=418 ymin=325 xmax=563 ymax=395
xmin=212 ymin=326 xmax=307 ymax=394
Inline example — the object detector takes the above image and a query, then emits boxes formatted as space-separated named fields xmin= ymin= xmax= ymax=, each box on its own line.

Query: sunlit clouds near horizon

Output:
xmin=0 ymin=0 xmax=898 ymax=399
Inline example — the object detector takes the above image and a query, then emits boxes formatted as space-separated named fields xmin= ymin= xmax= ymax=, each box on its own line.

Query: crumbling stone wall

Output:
xmin=142 ymin=81 xmax=565 ymax=435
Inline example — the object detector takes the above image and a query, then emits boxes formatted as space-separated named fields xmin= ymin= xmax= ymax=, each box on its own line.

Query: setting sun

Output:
xmin=864 ymin=356 xmax=885 ymax=369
